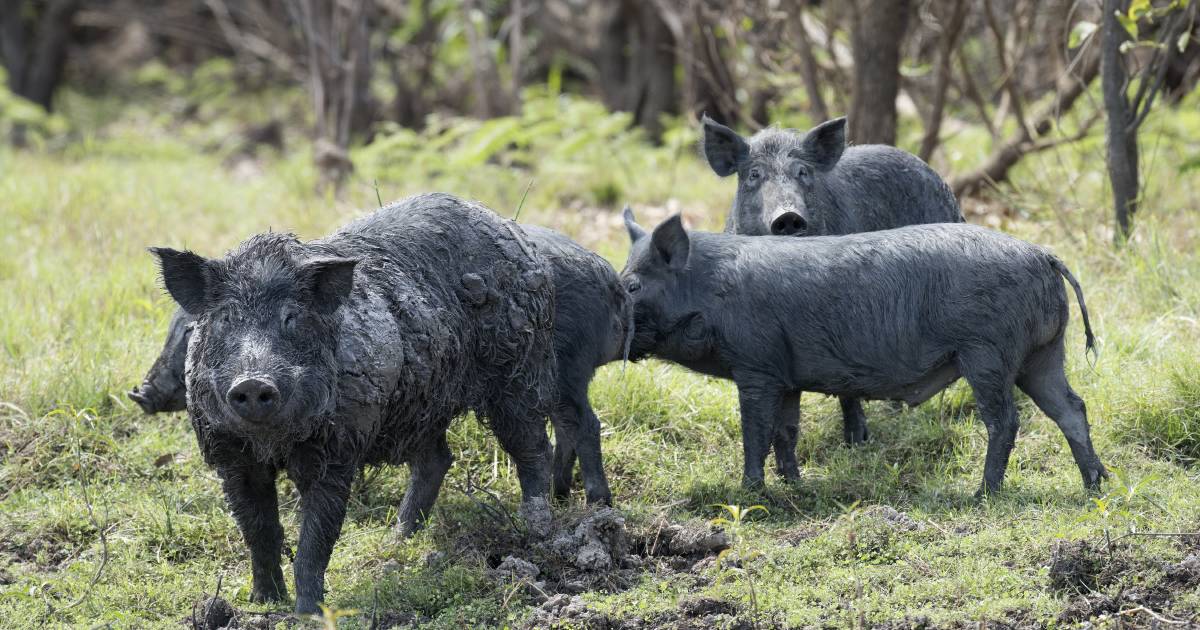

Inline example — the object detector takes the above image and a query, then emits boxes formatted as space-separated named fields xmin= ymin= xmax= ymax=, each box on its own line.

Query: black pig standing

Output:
xmin=621 ymin=209 xmax=1106 ymax=494
xmin=132 ymin=224 xmax=627 ymax=507
xmin=149 ymin=193 xmax=558 ymax=614
xmin=701 ymin=115 xmax=965 ymax=465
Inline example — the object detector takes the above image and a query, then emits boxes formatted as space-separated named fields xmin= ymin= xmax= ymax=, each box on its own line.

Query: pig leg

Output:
xmin=839 ymin=396 xmax=870 ymax=444
xmin=288 ymin=461 xmax=356 ymax=615
xmin=490 ymin=410 xmax=554 ymax=536
xmin=772 ymin=392 xmax=801 ymax=482
xmin=397 ymin=433 xmax=454 ymax=536
xmin=570 ymin=392 xmax=613 ymax=506
xmin=552 ymin=393 xmax=611 ymax=505
xmin=1016 ymin=340 xmax=1107 ymax=491
xmin=736 ymin=379 xmax=783 ymax=488
xmin=959 ymin=356 xmax=1020 ymax=496
xmin=218 ymin=461 xmax=286 ymax=603
xmin=550 ymin=403 xmax=578 ymax=502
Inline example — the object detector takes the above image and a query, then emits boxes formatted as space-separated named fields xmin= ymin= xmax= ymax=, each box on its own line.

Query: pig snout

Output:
xmin=226 ymin=376 xmax=281 ymax=423
xmin=127 ymin=386 xmax=159 ymax=414
xmin=770 ymin=210 xmax=808 ymax=236
xmin=128 ymin=378 xmax=187 ymax=414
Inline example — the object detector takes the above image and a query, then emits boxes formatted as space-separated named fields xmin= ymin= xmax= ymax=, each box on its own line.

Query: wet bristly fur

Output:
xmin=701 ymin=116 xmax=963 ymax=236
xmin=524 ymin=225 xmax=630 ymax=507
xmin=135 ymin=224 xmax=628 ymax=508
xmin=151 ymin=193 xmax=558 ymax=614
xmin=701 ymin=115 xmax=965 ymax=452
xmin=621 ymin=213 xmax=1107 ymax=496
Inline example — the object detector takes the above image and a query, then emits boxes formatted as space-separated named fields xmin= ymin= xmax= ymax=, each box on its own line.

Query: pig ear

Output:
xmin=305 ymin=257 xmax=358 ymax=311
xmin=701 ymin=114 xmax=749 ymax=177
xmin=650 ymin=214 xmax=690 ymax=270
xmin=150 ymin=247 xmax=212 ymax=316
xmin=623 ymin=205 xmax=647 ymax=243
xmin=800 ymin=116 xmax=846 ymax=171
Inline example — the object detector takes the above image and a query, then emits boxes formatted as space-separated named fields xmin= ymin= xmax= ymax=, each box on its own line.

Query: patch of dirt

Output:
xmin=0 ymin=536 xmax=76 ymax=570
xmin=1164 ymin=552 xmax=1200 ymax=587
xmin=190 ymin=596 xmax=238 ymax=630
xmin=485 ymin=508 xmax=730 ymax=601
xmin=525 ymin=592 xmax=765 ymax=630
xmin=1050 ymin=539 xmax=1200 ymax=626
xmin=1046 ymin=539 xmax=1130 ymax=594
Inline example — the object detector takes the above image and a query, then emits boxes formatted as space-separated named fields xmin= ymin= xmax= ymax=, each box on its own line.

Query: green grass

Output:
xmin=1 ymin=85 xmax=1199 ymax=628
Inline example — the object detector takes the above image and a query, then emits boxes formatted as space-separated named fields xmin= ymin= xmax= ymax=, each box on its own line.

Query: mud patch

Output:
xmin=483 ymin=508 xmax=730 ymax=600
xmin=1046 ymin=539 xmax=1129 ymax=594
xmin=526 ymin=592 xmax=761 ymax=630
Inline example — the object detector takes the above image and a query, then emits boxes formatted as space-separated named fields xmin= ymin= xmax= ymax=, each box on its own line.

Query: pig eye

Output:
xmin=282 ymin=310 xmax=298 ymax=331
xmin=795 ymin=164 xmax=810 ymax=180
xmin=625 ymin=277 xmax=642 ymax=294
xmin=745 ymin=167 xmax=764 ymax=184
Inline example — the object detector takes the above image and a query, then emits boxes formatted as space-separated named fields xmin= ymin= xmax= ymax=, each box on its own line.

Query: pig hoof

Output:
xmin=249 ymin=585 xmax=287 ymax=603
xmin=520 ymin=497 xmax=553 ymax=538
xmin=1083 ymin=466 xmax=1108 ymax=492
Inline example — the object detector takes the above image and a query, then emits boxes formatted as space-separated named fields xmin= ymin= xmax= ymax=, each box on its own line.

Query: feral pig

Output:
xmin=621 ymin=209 xmax=1107 ymax=495
xmin=523 ymin=225 xmax=627 ymax=506
xmin=132 ymin=225 xmax=626 ymax=507
xmin=702 ymin=116 xmax=962 ymax=238
xmin=128 ymin=307 xmax=192 ymax=413
xmin=149 ymin=193 xmax=557 ymax=614
xmin=703 ymin=115 xmax=964 ymax=448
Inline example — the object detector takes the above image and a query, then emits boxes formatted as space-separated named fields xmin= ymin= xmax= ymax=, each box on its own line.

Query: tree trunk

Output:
xmin=790 ymin=6 xmax=830 ymax=122
xmin=1102 ymin=0 xmax=1138 ymax=241
xmin=597 ymin=0 xmax=677 ymax=140
xmin=918 ymin=0 xmax=967 ymax=161
xmin=848 ymin=0 xmax=911 ymax=145
xmin=0 ymin=0 xmax=80 ymax=111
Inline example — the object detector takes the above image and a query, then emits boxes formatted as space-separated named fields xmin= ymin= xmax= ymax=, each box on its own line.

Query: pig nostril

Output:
xmin=771 ymin=212 xmax=807 ymax=236
xmin=226 ymin=378 xmax=281 ymax=421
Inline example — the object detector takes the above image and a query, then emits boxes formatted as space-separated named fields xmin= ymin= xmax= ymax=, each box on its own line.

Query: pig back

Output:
xmin=318 ymin=193 xmax=558 ymax=461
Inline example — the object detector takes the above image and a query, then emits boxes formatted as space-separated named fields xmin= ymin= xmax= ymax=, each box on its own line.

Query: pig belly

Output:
xmin=871 ymin=360 xmax=961 ymax=406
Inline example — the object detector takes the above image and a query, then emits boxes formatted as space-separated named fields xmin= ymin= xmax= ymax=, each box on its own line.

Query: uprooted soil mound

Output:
xmin=484 ymin=507 xmax=730 ymax=598
xmin=183 ymin=507 xmax=736 ymax=629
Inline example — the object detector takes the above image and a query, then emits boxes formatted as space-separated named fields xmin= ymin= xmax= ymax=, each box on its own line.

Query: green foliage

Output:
xmin=354 ymin=88 xmax=721 ymax=219
xmin=0 ymin=68 xmax=68 ymax=144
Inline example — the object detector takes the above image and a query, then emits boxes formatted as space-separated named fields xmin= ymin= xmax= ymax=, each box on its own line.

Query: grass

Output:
xmin=1 ymin=82 xmax=1199 ymax=628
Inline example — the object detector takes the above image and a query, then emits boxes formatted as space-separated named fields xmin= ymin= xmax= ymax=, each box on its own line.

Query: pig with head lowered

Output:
xmin=132 ymin=224 xmax=628 ymax=508
xmin=149 ymin=193 xmax=558 ymax=614
xmin=621 ymin=209 xmax=1106 ymax=495
xmin=701 ymin=115 xmax=964 ymax=458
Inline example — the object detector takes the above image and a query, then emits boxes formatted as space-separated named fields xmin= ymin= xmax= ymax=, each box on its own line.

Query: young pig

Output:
xmin=132 ymin=225 xmax=627 ymax=507
xmin=621 ymin=209 xmax=1106 ymax=495
xmin=149 ymin=193 xmax=557 ymax=614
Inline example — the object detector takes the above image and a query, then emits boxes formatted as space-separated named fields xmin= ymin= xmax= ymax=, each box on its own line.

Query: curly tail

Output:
xmin=1049 ymin=257 xmax=1096 ymax=361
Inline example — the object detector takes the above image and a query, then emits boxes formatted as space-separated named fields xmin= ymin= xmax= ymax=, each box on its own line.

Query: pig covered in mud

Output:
xmin=621 ymin=209 xmax=1106 ymax=495
xmin=148 ymin=193 xmax=557 ymax=614
xmin=134 ymin=223 xmax=629 ymax=508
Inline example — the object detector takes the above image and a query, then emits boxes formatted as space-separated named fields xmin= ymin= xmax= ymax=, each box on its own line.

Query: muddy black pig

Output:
xmin=702 ymin=115 xmax=964 ymax=461
xmin=132 ymin=224 xmax=627 ymax=508
xmin=148 ymin=193 xmax=558 ymax=614
xmin=621 ymin=209 xmax=1106 ymax=495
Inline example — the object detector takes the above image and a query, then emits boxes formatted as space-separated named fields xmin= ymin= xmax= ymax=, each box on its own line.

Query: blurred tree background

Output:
xmin=2 ymin=0 xmax=1198 ymax=238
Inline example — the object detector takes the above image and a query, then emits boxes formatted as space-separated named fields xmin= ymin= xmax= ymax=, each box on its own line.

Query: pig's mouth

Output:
xmin=127 ymin=381 xmax=186 ymax=415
